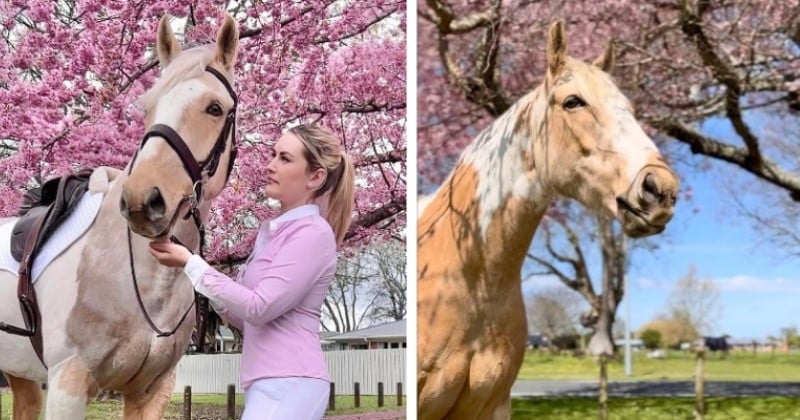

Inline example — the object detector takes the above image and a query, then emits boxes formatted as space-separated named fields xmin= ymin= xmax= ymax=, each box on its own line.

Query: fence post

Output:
xmin=378 ymin=382 xmax=384 ymax=407
xmin=397 ymin=382 xmax=403 ymax=406
xmin=227 ymin=384 xmax=236 ymax=419
xmin=328 ymin=382 xmax=336 ymax=410
xmin=183 ymin=385 xmax=192 ymax=420
xmin=598 ymin=353 xmax=608 ymax=420
xmin=354 ymin=382 xmax=360 ymax=408
xmin=695 ymin=345 xmax=706 ymax=420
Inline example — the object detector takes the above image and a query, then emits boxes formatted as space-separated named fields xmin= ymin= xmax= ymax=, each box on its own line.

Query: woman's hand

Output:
xmin=149 ymin=239 xmax=193 ymax=268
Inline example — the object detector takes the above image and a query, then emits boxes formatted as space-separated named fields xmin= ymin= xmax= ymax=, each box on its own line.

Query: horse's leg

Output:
xmin=488 ymin=396 xmax=511 ymax=420
xmin=122 ymin=369 xmax=175 ymax=420
xmin=4 ymin=372 xmax=43 ymax=420
xmin=45 ymin=355 xmax=99 ymax=420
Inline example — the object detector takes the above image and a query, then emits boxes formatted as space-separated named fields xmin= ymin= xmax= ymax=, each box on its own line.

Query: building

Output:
xmin=323 ymin=319 xmax=407 ymax=350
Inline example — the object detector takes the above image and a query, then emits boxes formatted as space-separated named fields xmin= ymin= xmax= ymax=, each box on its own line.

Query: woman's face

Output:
xmin=265 ymin=133 xmax=324 ymax=210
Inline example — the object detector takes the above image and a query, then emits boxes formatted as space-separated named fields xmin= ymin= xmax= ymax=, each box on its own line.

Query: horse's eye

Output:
xmin=563 ymin=95 xmax=586 ymax=110
xmin=206 ymin=103 xmax=223 ymax=117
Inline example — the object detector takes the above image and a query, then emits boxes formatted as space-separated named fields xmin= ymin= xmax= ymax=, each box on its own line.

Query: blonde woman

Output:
xmin=150 ymin=124 xmax=355 ymax=420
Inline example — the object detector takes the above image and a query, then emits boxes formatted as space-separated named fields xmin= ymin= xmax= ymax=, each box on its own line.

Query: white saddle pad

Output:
xmin=0 ymin=167 xmax=118 ymax=282
xmin=0 ymin=188 xmax=105 ymax=282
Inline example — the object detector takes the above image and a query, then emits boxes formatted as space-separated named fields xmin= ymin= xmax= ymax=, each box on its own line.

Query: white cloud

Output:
xmin=715 ymin=275 xmax=800 ymax=294
xmin=633 ymin=274 xmax=800 ymax=294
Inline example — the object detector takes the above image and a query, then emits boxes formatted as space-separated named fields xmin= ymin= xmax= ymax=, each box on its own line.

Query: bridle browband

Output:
xmin=127 ymin=65 xmax=238 ymax=338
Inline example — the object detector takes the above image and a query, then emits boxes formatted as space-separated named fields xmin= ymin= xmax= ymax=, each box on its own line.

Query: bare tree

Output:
xmin=666 ymin=265 xmax=723 ymax=336
xmin=526 ymin=287 xmax=584 ymax=345
xmin=368 ymin=239 xmax=407 ymax=321
xmin=527 ymin=202 xmax=632 ymax=357
xmin=322 ymin=251 xmax=377 ymax=333
xmin=322 ymin=239 xmax=407 ymax=332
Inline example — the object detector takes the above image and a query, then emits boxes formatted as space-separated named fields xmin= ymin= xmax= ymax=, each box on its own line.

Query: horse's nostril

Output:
xmin=640 ymin=173 xmax=659 ymax=206
xmin=145 ymin=187 xmax=166 ymax=222
xmin=643 ymin=173 xmax=659 ymax=194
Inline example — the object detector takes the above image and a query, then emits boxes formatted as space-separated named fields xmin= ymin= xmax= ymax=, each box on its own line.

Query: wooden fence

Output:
xmin=174 ymin=349 xmax=406 ymax=394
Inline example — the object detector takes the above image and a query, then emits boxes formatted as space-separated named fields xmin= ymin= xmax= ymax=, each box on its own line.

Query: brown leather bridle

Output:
xmin=127 ymin=65 xmax=237 ymax=340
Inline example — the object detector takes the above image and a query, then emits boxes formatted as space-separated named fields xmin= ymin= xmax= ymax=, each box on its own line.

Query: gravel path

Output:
xmin=511 ymin=380 xmax=800 ymax=397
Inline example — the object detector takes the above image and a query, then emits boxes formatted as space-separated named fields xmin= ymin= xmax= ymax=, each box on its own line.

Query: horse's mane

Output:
xmin=136 ymin=42 xmax=216 ymax=112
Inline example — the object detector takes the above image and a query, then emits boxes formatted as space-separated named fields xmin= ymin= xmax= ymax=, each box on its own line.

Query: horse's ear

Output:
xmin=215 ymin=14 xmax=239 ymax=72
xmin=156 ymin=15 xmax=181 ymax=68
xmin=546 ymin=21 xmax=567 ymax=76
xmin=592 ymin=40 xmax=615 ymax=73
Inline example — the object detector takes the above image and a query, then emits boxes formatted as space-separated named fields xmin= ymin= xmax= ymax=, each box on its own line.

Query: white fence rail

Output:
xmin=175 ymin=349 xmax=406 ymax=395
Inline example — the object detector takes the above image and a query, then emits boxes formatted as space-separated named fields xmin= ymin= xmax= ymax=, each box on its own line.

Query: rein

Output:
xmin=126 ymin=65 xmax=237 ymax=340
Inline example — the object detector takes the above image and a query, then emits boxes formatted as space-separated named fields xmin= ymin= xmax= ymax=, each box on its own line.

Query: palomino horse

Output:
xmin=417 ymin=22 xmax=679 ymax=419
xmin=0 ymin=15 xmax=239 ymax=419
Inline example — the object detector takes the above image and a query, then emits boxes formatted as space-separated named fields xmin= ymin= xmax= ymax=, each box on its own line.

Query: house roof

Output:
xmin=326 ymin=319 xmax=407 ymax=342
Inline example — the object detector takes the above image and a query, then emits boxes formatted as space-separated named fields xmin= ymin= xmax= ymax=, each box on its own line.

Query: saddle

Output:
xmin=11 ymin=168 xmax=94 ymax=262
xmin=0 ymin=168 xmax=93 ymax=367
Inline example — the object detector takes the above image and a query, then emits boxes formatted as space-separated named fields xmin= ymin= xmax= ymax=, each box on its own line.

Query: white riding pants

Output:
xmin=241 ymin=377 xmax=330 ymax=420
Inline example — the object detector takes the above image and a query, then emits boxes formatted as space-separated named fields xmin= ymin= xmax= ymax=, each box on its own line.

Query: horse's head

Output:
xmin=533 ymin=22 xmax=678 ymax=238
xmin=121 ymin=15 xmax=239 ymax=239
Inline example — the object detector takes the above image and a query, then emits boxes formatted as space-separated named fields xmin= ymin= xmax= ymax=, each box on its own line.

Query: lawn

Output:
xmin=518 ymin=349 xmax=800 ymax=381
xmin=512 ymin=396 xmax=800 ymax=419
xmin=0 ymin=392 xmax=404 ymax=419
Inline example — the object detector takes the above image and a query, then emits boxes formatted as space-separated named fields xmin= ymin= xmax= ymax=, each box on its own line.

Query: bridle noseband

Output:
xmin=127 ymin=65 xmax=238 ymax=338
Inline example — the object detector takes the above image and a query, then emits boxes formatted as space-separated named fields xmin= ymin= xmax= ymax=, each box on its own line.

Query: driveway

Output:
xmin=512 ymin=380 xmax=800 ymax=397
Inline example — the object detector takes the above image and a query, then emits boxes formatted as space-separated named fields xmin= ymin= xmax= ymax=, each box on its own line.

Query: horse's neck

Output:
xmin=422 ymin=89 xmax=551 ymax=283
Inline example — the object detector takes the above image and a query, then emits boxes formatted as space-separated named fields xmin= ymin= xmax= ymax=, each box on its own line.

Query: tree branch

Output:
xmin=344 ymin=197 xmax=405 ymax=241
xmin=653 ymin=117 xmax=800 ymax=200
xmin=428 ymin=0 xmax=509 ymax=116
xmin=679 ymin=0 xmax=761 ymax=165
xmin=356 ymin=149 xmax=406 ymax=167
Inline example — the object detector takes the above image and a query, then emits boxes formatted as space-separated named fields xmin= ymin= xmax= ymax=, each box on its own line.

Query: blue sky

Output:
xmin=518 ymin=115 xmax=800 ymax=340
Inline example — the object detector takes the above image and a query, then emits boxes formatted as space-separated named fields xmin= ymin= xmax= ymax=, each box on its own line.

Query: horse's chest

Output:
xmin=91 ymin=329 xmax=187 ymax=392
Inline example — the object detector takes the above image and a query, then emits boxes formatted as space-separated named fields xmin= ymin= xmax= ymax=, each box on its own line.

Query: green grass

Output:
xmin=512 ymin=396 xmax=800 ymax=419
xmin=518 ymin=349 xmax=800 ymax=381
xmin=0 ymin=392 xmax=404 ymax=419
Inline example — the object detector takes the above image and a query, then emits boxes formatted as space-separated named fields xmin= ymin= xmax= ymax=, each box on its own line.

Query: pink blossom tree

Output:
xmin=418 ymin=0 xmax=800 ymax=196
xmin=0 ymin=0 xmax=406 ymax=266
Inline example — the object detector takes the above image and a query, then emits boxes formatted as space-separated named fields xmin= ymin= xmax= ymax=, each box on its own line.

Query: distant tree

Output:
xmin=667 ymin=265 xmax=722 ymax=336
xmin=322 ymin=251 xmax=375 ymax=333
xmin=639 ymin=317 xmax=699 ymax=349
xmin=322 ymin=240 xmax=407 ymax=332
xmin=367 ymin=239 xmax=407 ymax=322
xmin=640 ymin=329 xmax=662 ymax=350
xmin=526 ymin=287 xmax=583 ymax=346
xmin=780 ymin=326 xmax=800 ymax=349
xmin=551 ymin=334 xmax=581 ymax=351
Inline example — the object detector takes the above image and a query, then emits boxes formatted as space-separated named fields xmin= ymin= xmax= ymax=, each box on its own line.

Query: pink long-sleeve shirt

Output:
xmin=184 ymin=204 xmax=337 ymax=389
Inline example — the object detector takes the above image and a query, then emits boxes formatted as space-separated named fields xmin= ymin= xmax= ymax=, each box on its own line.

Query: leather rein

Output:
xmin=126 ymin=65 xmax=237 ymax=339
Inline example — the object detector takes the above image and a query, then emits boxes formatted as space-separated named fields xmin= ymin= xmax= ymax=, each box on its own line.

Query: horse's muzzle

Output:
xmin=616 ymin=166 xmax=678 ymax=238
xmin=120 ymin=186 xmax=172 ymax=238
